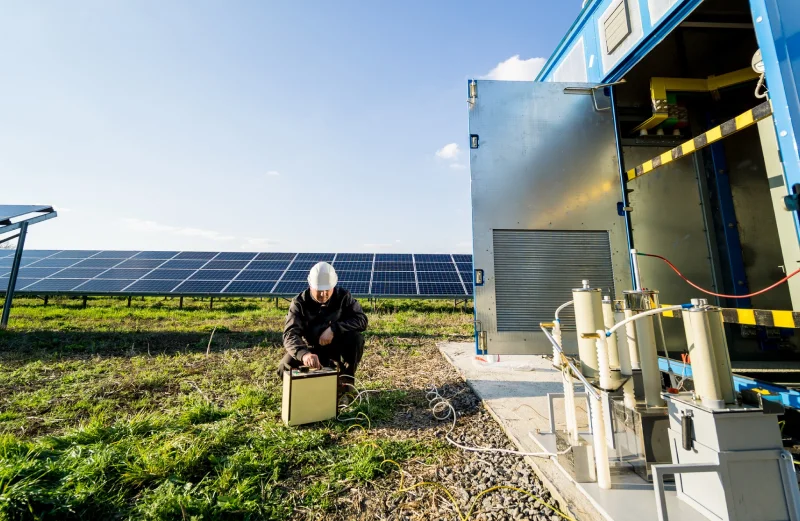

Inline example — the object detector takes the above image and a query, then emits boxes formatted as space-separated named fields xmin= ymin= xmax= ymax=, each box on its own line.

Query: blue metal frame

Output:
xmin=659 ymin=357 xmax=800 ymax=409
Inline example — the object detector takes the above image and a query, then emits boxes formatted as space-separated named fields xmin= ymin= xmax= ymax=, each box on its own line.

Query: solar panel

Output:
xmin=134 ymin=251 xmax=180 ymax=259
xmin=417 ymin=271 xmax=461 ymax=283
xmin=224 ymin=281 xmax=277 ymax=294
xmin=338 ymin=281 xmax=369 ymax=294
xmin=173 ymin=280 xmax=228 ymax=293
xmin=414 ymin=254 xmax=453 ymax=263
xmin=295 ymin=253 xmax=334 ymax=261
xmin=4 ymin=250 xmax=474 ymax=298
xmin=416 ymin=262 xmax=457 ymax=272
xmin=281 ymin=270 xmax=308 ymax=281
xmin=126 ymin=279 xmax=182 ymax=293
xmin=335 ymin=253 xmax=374 ymax=262
xmin=255 ymin=252 xmax=295 ymax=261
xmin=143 ymin=269 xmax=194 ymax=280
xmin=204 ymin=260 xmax=249 ymax=270
xmin=274 ymin=280 xmax=308 ymax=294
xmin=337 ymin=271 xmax=371 ymax=282
xmin=370 ymin=282 xmax=417 ymax=295
xmin=22 ymin=279 xmax=88 ymax=291
xmin=92 ymin=251 xmax=140 ymax=259
xmin=215 ymin=252 xmax=258 ymax=261
xmin=246 ymin=260 xmax=290 ymax=271
xmin=419 ymin=283 xmax=467 ymax=296
xmin=160 ymin=259 xmax=208 ymax=270
xmin=332 ymin=261 xmax=372 ymax=271
xmin=372 ymin=271 xmax=415 ymax=282
xmin=375 ymin=262 xmax=413 ymax=271
xmin=96 ymin=268 xmax=153 ymax=279
xmin=113 ymin=259 xmax=165 ymax=269
xmin=74 ymin=279 xmax=138 ymax=292
xmin=188 ymin=270 xmax=240 ymax=281
xmin=234 ymin=270 xmax=284 ymax=281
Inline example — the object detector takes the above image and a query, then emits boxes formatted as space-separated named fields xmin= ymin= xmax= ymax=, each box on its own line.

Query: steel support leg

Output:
xmin=44 ymin=295 xmax=48 ymax=307
xmin=1 ymin=222 xmax=28 ymax=329
xmin=210 ymin=297 xmax=214 ymax=310
xmin=179 ymin=296 xmax=183 ymax=309
xmin=82 ymin=296 xmax=87 ymax=309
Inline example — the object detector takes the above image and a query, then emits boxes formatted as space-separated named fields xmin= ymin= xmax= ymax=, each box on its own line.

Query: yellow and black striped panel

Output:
xmin=627 ymin=101 xmax=773 ymax=181
xmin=660 ymin=304 xmax=800 ymax=328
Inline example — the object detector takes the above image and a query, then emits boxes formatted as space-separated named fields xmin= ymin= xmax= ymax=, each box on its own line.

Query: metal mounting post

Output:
xmin=1 ymin=221 xmax=28 ymax=329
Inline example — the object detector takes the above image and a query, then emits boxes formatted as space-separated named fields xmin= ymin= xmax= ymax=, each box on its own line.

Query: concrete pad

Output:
xmin=438 ymin=342 xmax=707 ymax=521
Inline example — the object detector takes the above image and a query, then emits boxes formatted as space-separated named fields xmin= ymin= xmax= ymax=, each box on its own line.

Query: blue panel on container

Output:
xmin=332 ymin=261 xmax=373 ymax=271
xmin=375 ymin=262 xmax=413 ymax=271
xmin=134 ymin=251 xmax=180 ymax=259
xmin=338 ymin=281 xmax=370 ymax=294
xmin=255 ymin=252 xmax=295 ymax=261
xmin=22 ymin=278 xmax=88 ymax=291
xmin=173 ymin=280 xmax=228 ymax=293
xmin=372 ymin=271 xmax=415 ymax=282
xmin=51 ymin=250 xmax=100 ymax=259
xmin=204 ymin=260 xmax=249 ymax=270
xmin=370 ymin=282 xmax=417 ymax=295
xmin=417 ymin=271 xmax=461 ymax=283
xmin=143 ymin=269 xmax=194 ymax=280
xmin=246 ymin=261 xmax=290 ymax=271
xmin=295 ymin=253 xmax=334 ymax=261
xmin=419 ymin=283 xmax=467 ymax=296
xmin=175 ymin=252 xmax=217 ymax=260
xmin=115 ymin=259 xmax=166 ymax=269
xmin=335 ymin=253 xmax=374 ymax=262
xmin=75 ymin=279 xmax=137 ymax=292
xmin=235 ymin=270 xmax=285 ymax=281
xmin=160 ymin=259 xmax=208 ymax=269
xmin=56 ymin=268 xmax=108 ymax=279
xmin=224 ymin=281 xmax=277 ymax=294
xmin=281 ymin=270 xmax=308 ymax=281
xmin=415 ymin=254 xmax=453 ymax=263
xmin=274 ymin=281 xmax=308 ymax=294
xmin=189 ymin=270 xmax=239 ymax=281
xmin=96 ymin=269 xmax=152 ymax=279
xmin=416 ymin=262 xmax=458 ymax=272
xmin=73 ymin=258 xmax=123 ymax=268
xmin=93 ymin=251 xmax=140 ymax=259
xmin=124 ymin=279 xmax=182 ymax=293
xmin=215 ymin=252 xmax=258 ymax=261
xmin=336 ymin=271 xmax=371 ymax=282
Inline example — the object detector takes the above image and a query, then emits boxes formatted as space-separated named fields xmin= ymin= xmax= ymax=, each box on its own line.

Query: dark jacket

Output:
xmin=283 ymin=287 xmax=368 ymax=361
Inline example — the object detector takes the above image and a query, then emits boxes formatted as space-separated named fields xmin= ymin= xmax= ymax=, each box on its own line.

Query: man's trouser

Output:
xmin=277 ymin=331 xmax=365 ymax=380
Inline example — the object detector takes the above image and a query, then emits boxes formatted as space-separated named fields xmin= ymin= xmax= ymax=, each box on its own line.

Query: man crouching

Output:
xmin=277 ymin=262 xmax=368 ymax=397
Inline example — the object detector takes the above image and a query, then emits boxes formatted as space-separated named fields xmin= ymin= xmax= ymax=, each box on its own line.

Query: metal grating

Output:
xmin=492 ymin=230 xmax=615 ymax=332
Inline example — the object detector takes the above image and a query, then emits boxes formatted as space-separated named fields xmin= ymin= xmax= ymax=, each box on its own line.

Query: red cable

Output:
xmin=638 ymin=252 xmax=800 ymax=299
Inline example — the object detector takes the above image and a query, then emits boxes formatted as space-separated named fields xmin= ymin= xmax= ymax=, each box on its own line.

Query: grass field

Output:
xmin=0 ymin=296 xmax=475 ymax=520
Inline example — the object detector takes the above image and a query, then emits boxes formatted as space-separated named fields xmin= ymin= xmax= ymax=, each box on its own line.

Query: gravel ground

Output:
xmin=300 ymin=338 xmax=572 ymax=521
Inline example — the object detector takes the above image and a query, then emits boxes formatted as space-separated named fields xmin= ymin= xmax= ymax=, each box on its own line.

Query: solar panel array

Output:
xmin=0 ymin=251 xmax=474 ymax=298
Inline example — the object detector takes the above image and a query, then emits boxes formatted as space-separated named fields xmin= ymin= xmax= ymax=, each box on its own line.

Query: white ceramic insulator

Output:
xmin=573 ymin=289 xmax=604 ymax=378
xmin=595 ymin=331 xmax=612 ymax=390
xmin=685 ymin=309 xmax=724 ymax=408
xmin=634 ymin=314 xmax=666 ymax=407
xmin=622 ymin=379 xmax=636 ymax=410
xmin=624 ymin=309 xmax=641 ymax=370
xmin=601 ymin=301 xmax=620 ymax=370
xmin=590 ymin=392 xmax=612 ymax=489
xmin=562 ymin=366 xmax=579 ymax=443
xmin=707 ymin=309 xmax=735 ymax=404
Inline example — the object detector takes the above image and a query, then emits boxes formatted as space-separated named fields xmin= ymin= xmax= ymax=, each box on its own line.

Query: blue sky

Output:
xmin=1 ymin=1 xmax=579 ymax=253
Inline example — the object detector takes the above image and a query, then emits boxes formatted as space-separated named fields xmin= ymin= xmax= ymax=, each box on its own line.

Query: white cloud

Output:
xmin=481 ymin=55 xmax=546 ymax=81
xmin=266 ymin=170 xmax=280 ymax=177
xmin=363 ymin=243 xmax=393 ymax=249
xmin=436 ymin=143 xmax=461 ymax=160
xmin=449 ymin=163 xmax=467 ymax=170
xmin=123 ymin=218 xmax=235 ymax=241
xmin=242 ymin=237 xmax=276 ymax=248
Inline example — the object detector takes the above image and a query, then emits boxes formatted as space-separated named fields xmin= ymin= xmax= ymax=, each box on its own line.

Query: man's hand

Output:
xmin=302 ymin=353 xmax=321 ymax=369
xmin=319 ymin=326 xmax=334 ymax=346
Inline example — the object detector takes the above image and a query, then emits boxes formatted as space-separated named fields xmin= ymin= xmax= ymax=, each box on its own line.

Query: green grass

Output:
xmin=0 ymin=296 xmax=473 ymax=520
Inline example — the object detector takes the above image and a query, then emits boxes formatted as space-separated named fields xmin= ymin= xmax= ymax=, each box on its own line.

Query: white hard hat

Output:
xmin=308 ymin=262 xmax=338 ymax=291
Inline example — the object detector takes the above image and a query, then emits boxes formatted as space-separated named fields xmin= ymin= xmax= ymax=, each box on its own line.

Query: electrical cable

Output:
xmin=638 ymin=252 xmax=800 ymax=299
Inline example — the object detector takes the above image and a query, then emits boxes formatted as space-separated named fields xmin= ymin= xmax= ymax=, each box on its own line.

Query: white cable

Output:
xmin=755 ymin=73 xmax=769 ymax=99
xmin=426 ymin=385 xmax=571 ymax=458
xmin=554 ymin=300 xmax=574 ymax=321
xmin=606 ymin=305 xmax=686 ymax=337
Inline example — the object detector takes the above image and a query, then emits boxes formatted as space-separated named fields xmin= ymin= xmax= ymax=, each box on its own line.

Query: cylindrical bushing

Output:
xmin=685 ymin=305 xmax=724 ymax=409
xmin=573 ymin=281 xmax=604 ymax=378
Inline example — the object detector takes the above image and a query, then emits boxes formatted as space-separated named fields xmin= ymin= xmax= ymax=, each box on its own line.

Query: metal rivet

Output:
xmin=781 ymin=130 xmax=788 ymax=137
xmin=756 ymin=16 xmax=763 ymax=23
